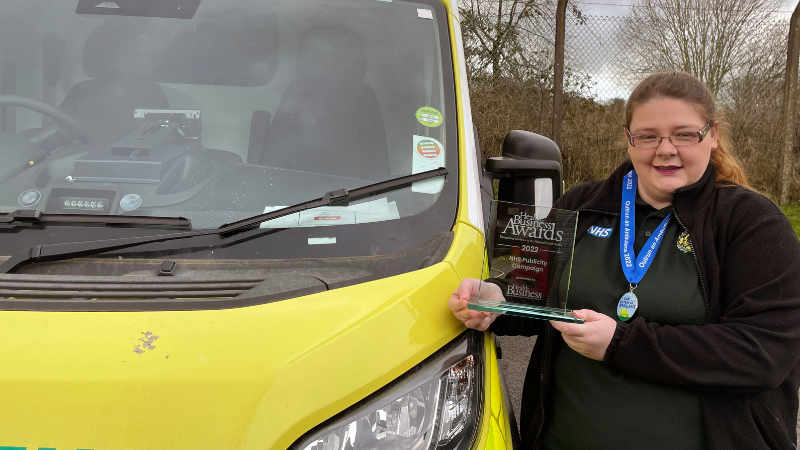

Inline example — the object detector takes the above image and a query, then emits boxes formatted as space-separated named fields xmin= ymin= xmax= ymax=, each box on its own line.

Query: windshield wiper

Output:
xmin=0 ymin=210 xmax=191 ymax=229
xmin=217 ymin=167 xmax=448 ymax=229
xmin=0 ymin=168 xmax=448 ymax=274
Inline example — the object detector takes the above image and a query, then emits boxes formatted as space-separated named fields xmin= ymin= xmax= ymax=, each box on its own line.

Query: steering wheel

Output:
xmin=0 ymin=95 xmax=94 ymax=151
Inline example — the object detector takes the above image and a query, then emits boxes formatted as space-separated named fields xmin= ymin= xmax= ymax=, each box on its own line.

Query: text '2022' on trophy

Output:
xmin=468 ymin=200 xmax=582 ymax=324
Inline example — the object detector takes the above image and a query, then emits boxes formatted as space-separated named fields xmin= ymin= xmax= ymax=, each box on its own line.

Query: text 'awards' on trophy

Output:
xmin=468 ymin=200 xmax=582 ymax=324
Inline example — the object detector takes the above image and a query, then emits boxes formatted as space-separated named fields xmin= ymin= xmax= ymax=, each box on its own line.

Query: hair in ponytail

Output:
xmin=625 ymin=71 xmax=751 ymax=189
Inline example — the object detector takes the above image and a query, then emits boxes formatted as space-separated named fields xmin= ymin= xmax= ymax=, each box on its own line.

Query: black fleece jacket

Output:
xmin=489 ymin=161 xmax=800 ymax=449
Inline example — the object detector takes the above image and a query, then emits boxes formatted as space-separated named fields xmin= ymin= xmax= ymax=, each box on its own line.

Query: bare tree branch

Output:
xmin=618 ymin=0 xmax=781 ymax=94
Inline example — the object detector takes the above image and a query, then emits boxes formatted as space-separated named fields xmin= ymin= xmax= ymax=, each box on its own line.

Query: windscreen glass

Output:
xmin=0 ymin=0 xmax=454 ymax=230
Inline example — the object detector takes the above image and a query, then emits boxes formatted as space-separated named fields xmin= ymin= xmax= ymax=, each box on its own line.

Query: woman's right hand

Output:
xmin=448 ymin=278 xmax=505 ymax=331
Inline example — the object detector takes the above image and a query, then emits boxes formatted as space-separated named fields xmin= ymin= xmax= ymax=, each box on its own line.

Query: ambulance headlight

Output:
xmin=295 ymin=332 xmax=483 ymax=450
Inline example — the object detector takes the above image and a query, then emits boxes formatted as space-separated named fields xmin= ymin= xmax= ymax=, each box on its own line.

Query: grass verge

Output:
xmin=781 ymin=203 xmax=800 ymax=238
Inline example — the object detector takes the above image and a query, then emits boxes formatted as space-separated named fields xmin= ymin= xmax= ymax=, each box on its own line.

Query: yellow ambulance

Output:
xmin=0 ymin=0 xmax=559 ymax=448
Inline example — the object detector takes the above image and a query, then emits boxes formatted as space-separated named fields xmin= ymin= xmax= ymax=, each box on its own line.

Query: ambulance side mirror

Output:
xmin=485 ymin=130 xmax=563 ymax=206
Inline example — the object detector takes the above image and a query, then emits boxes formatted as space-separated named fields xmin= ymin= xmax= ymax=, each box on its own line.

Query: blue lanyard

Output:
xmin=620 ymin=170 xmax=671 ymax=288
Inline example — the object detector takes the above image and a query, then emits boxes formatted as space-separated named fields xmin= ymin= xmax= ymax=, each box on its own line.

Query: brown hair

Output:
xmin=625 ymin=71 xmax=751 ymax=189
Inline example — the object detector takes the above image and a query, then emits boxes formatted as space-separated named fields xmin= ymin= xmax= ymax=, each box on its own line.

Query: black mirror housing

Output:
xmin=485 ymin=130 xmax=563 ymax=205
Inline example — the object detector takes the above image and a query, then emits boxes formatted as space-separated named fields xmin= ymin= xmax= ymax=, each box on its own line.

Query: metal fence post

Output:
xmin=552 ymin=0 xmax=568 ymax=149
xmin=779 ymin=3 xmax=800 ymax=205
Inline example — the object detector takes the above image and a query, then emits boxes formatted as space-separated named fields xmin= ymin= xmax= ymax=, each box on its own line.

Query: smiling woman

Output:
xmin=623 ymin=71 xmax=752 ymax=194
xmin=449 ymin=71 xmax=800 ymax=450
xmin=624 ymin=98 xmax=718 ymax=209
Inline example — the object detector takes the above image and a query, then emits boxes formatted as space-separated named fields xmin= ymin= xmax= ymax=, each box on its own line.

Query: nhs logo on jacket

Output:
xmin=588 ymin=226 xmax=613 ymax=238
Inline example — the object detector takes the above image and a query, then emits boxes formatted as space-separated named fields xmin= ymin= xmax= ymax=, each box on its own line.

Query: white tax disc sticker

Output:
xmin=308 ymin=237 xmax=337 ymax=245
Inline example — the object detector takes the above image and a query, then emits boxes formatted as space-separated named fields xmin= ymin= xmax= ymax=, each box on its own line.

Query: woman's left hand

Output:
xmin=550 ymin=310 xmax=617 ymax=361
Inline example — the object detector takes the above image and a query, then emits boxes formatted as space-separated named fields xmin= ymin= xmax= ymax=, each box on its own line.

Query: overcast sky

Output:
xmin=573 ymin=0 xmax=800 ymax=16
xmin=564 ymin=0 xmax=800 ymax=99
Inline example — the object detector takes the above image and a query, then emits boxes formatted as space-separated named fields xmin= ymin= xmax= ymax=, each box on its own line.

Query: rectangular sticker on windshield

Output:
xmin=417 ymin=8 xmax=433 ymax=19
xmin=308 ymin=237 xmax=337 ymax=245
xmin=259 ymin=206 xmax=298 ymax=228
xmin=412 ymin=135 xmax=445 ymax=194
xmin=260 ymin=198 xmax=400 ymax=229
xmin=299 ymin=210 xmax=356 ymax=226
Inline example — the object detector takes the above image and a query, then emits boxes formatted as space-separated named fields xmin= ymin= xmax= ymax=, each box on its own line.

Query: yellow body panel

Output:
xmin=0 ymin=0 xmax=515 ymax=448
xmin=0 ymin=238 xmax=509 ymax=450
xmin=0 ymin=263 xmax=459 ymax=449
xmin=472 ymin=334 xmax=515 ymax=450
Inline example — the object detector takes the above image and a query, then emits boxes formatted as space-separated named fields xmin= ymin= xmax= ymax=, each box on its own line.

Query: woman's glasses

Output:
xmin=626 ymin=122 xmax=715 ymax=148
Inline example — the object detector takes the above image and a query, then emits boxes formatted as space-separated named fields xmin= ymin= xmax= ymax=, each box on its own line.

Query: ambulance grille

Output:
xmin=0 ymin=274 xmax=262 ymax=300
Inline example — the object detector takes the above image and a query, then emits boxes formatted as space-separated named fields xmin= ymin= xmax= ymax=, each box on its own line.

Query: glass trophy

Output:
xmin=468 ymin=200 xmax=582 ymax=324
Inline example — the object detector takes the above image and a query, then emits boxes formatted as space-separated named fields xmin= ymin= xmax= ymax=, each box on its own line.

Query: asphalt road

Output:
xmin=495 ymin=335 xmax=535 ymax=431
xmin=494 ymin=335 xmax=800 ymax=443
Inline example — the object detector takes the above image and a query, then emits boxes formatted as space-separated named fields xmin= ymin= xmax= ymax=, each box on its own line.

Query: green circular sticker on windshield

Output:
xmin=416 ymin=107 xmax=443 ymax=127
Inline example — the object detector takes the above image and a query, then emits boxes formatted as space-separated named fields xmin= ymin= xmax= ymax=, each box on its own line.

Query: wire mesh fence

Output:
xmin=465 ymin=2 xmax=800 ymax=201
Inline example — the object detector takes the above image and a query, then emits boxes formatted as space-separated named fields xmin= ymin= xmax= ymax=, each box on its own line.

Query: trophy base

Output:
xmin=468 ymin=298 xmax=584 ymax=324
